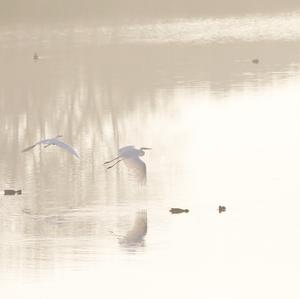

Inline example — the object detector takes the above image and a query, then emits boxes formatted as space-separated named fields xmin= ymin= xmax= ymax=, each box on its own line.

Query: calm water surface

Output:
xmin=1 ymin=13 xmax=300 ymax=299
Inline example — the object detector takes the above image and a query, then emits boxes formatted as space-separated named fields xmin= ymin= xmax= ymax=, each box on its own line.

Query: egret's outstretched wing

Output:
xmin=53 ymin=140 xmax=80 ymax=159
xmin=118 ymin=145 xmax=136 ymax=158
xmin=123 ymin=156 xmax=147 ymax=184
xmin=121 ymin=210 xmax=147 ymax=245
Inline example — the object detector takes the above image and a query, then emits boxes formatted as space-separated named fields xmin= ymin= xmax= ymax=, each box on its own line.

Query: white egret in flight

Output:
xmin=22 ymin=135 xmax=80 ymax=159
xmin=104 ymin=145 xmax=151 ymax=183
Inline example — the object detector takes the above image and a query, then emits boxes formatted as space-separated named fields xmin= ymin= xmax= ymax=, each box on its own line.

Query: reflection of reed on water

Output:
xmin=0 ymin=38 xmax=298 ymax=220
xmin=1 ymin=38 xmax=299 ymax=161
xmin=0 ymin=18 xmax=299 ymax=272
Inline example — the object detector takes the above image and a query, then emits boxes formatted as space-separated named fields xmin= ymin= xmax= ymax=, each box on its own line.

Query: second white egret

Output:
xmin=22 ymin=135 xmax=80 ymax=159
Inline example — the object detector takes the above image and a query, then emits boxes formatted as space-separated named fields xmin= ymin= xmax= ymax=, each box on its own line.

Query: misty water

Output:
xmin=1 ymin=9 xmax=300 ymax=299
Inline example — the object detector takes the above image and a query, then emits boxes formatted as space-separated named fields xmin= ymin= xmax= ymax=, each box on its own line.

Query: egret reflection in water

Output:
xmin=119 ymin=209 xmax=148 ymax=248
xmin=104 ymin=146 xmax=151 ymax=184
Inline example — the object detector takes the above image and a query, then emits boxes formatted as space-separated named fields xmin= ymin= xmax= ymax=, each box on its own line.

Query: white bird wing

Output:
xmin=53 ymin=140 xmax=80 ymax=158
xmin=123 ymin=156 xmax=146 ymax=184
xmin=118 ymin=145 xmax=136 ymax=157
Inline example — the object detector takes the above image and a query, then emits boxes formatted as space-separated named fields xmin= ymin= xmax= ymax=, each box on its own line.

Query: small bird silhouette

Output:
xmin=3 ymin=189 xmax=22 ymax=195
xmin=218 ymin=206 xmax=226 ymax=213
xmin=169 ymin=208 xmax=189 ymax=214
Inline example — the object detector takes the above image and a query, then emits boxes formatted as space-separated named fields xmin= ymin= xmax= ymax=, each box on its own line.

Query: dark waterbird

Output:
xmin=4 ymin=189 xmax=22 ymax=195
xmin=169 ymin=208 xmax=189 ymax=214
xmin=218 ymin=206 xmax=226 ymax=213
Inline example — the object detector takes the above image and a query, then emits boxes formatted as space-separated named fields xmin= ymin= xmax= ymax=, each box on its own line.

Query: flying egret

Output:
xmin=22 ymin=135 xmax=80 ymax=159
xmin=104 ymin=145 xmax=151 ymax=183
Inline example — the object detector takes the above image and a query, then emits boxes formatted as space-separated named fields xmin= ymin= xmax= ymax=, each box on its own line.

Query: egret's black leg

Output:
xmin=106 ymin=159 xmax=123 ymax=169
xmin=104 ymin=156 xmax=120 ymax=165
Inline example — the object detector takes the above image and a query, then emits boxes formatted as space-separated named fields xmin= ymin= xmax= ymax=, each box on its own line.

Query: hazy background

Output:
xmin=1 ymin=1 xmax=300 ymax=299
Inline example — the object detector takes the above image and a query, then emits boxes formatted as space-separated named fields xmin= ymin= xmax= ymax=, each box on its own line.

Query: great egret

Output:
xmin=104 ymin=145 xmax=151 ymax=183
xmin=22 ymin=135 xmax=80 ymax=159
